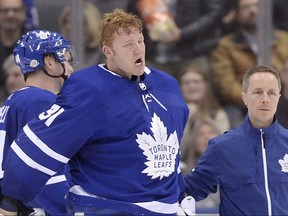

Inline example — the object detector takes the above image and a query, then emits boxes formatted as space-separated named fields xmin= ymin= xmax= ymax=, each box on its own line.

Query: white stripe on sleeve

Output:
xmin=11 ymin=141 xmax=56 ymax=176
xmin=24 ymin=124 xmax=69 ymax=163
xmin=46 ymin=174 xmax=67 ymax=185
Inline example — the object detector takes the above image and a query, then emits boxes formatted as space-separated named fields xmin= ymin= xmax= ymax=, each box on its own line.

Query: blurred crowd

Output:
xmin=1 ymin=0 xmax=288 ymax=214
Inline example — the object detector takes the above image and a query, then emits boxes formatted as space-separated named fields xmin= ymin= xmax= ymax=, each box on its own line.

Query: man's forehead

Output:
xmin=0 ymin=0 xmax=23 ymax=7
xmin=116 ymin=27 xmax=141 ymax=35
xmin=248 ymin=82 xmax=280 ymax=92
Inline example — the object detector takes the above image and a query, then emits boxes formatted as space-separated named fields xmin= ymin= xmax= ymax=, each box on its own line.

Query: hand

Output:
xmin=223 ymin=9 xmax=236 ymax=25
xmin=187 ymin=102 xmax=199 ymax=121
xmin=161 ymin=26 xmax=181 ymax=43
xmin=178 ymin=196 xmax=196 ymax=216
xmin=0 ymin=208 xmax=17 ymax=216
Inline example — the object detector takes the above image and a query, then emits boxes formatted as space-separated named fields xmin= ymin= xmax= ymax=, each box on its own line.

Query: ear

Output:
xmin=102 ymin=46 xmax=112 ymax=57
xmin=43 ymin=55 xmax=54 ymax=69
xmin=241 ymin=92 xmax=248 ymax=106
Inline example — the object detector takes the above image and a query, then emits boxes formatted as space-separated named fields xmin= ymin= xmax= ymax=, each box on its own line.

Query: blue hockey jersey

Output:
xmin=2 ymin=65 xmax=189 ymax=215
xmin=0 ymin=86 xmax=69 ymax=215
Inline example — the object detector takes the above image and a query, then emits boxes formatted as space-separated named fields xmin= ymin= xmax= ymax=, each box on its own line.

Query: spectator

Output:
xmin=276 ymin=59 xmax=288 ymax=128
xmin=210 ymin=0 xmax=288 ymax=128
xmin=59 ymin=0 xmax=103 ymax=67
xmin=220 ymin=0 xmax=238 ymax=35
xmin=272 ymin=0 xmax=288 ymax=31
xmin=178 ymin=58 xmax=229 ymax=214
xmin=0 ymin=0 xmax=30 ymax=102
xmin=127 ymin=0 xmax=223 ymax=78
xmin=3 ymin=54 xmax=25 ymax=95
xmin=180 ymin=117 xmax=221 ymax=175
xmin=185 ymin=65 xmax=288 ymax=215
xmin=179 ymin=56 xmax=230 ymax=134
xmin=180 ymin=117 xmax=220 ymax=213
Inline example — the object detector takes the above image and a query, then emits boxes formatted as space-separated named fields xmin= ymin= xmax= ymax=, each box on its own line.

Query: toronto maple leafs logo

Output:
xmin=35 ymin=30 xmax=50 ymax=39
xmin=30 ymin=59 xmax=39 ymax=68
xmin=279 ymin=154 xmax=288 ymax=174
xmin=136 ymin=113 xmax=179 ymax=180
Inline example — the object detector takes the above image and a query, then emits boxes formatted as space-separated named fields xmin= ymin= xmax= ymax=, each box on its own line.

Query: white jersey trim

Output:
xmin=11 ymin=141 xmax=56 ymax=176
xmin=46 ymin=174 xmax=67 ymax=185
xmin=70 ymin=185 xmax=178 ymax=214
xmin=70 ymin=185 xmax=103 ymax=198
xmin=24 ymin=124 xmax=69 ymax=163
xmin=134 ymin=201 xmax=178 ymax=214
xmin=98 ymin=64 xmax=151 ymax=76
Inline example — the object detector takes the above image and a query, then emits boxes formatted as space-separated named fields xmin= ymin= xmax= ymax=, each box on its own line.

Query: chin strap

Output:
xmin=43 ymin=63 xmax=68 ymax=81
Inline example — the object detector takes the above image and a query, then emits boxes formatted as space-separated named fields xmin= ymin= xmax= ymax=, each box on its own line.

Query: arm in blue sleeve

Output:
xmin=184 ymin=142 xmax=219 ymax=201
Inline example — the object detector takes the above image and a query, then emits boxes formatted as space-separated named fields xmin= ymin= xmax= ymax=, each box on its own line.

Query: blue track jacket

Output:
xmin=185 ymin=115 xmax=288 ymax=215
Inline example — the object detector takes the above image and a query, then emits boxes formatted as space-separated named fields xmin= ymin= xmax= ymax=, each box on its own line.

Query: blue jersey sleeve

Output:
xmin=184 ymin=140 xmax=219 ymax=201
xmin=0 ymin=88 xmax=56 ymax=181
xmin=2 ymin=77 xmax=97 ymax=202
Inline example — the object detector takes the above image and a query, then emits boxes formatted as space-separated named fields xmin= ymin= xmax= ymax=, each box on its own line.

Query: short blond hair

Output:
xmin=98 ymin=9 xmax=142 ymax=48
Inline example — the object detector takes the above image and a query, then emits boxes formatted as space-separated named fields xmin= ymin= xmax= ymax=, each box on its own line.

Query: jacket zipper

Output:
xmin=260 ymin=129 xmax=272 ymax=215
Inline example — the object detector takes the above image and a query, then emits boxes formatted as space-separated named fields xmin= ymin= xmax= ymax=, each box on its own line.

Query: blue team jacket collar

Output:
xmin=243 ymin=115 xmax=279 ymax=137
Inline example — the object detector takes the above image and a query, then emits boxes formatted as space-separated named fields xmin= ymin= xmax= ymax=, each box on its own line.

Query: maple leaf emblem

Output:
xmin=136 ymin=113 xmax=179 ymax=180
xmin=35 ymin=30 xmax=50 ymax=39
xmin=279 ymin=153 xmax=288 ymax=174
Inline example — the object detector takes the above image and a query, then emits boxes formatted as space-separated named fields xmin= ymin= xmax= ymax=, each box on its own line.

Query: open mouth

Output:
xmin=135 ymin=58 xmax=142 ymax=65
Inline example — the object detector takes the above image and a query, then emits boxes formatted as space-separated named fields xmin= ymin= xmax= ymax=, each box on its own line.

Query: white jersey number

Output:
xmin=0 ymin=130 xmax=6 ymax=178
xmin=39 ymin=104 xmax=65 ymax=127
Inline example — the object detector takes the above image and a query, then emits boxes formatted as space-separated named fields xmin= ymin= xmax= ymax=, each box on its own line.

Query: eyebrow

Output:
xmin=252 ymin=87 xmax=278 ymax=91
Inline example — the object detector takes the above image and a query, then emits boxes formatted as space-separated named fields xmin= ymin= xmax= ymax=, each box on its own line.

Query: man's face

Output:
xmin=180 ymin=71 xmax=206 ymax=103
xmin=103 ymin=27 xmax=145 ymax=79
xmin=195 ymin=123 xmax=219 ymax=155
xmin=5 ymin=63 xmax=25 ymax=94
xmin=0 ymin=0 xmax=26 ymax=30
xmin=241 ymin=72 xmax=281 ymax=128
xmin=45 ymin=51 xmax=74 ymax=88
xmin=237 ymin=0 xmax=258 ymax=31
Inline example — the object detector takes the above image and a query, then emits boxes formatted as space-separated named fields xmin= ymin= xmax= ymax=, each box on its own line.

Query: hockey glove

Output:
xmin=176 ymin=196 xmax=196 ymax=216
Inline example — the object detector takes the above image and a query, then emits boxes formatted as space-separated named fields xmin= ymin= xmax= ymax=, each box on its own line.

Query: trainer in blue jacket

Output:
xmin=185 ymin=65 xmax=288 ymax=215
